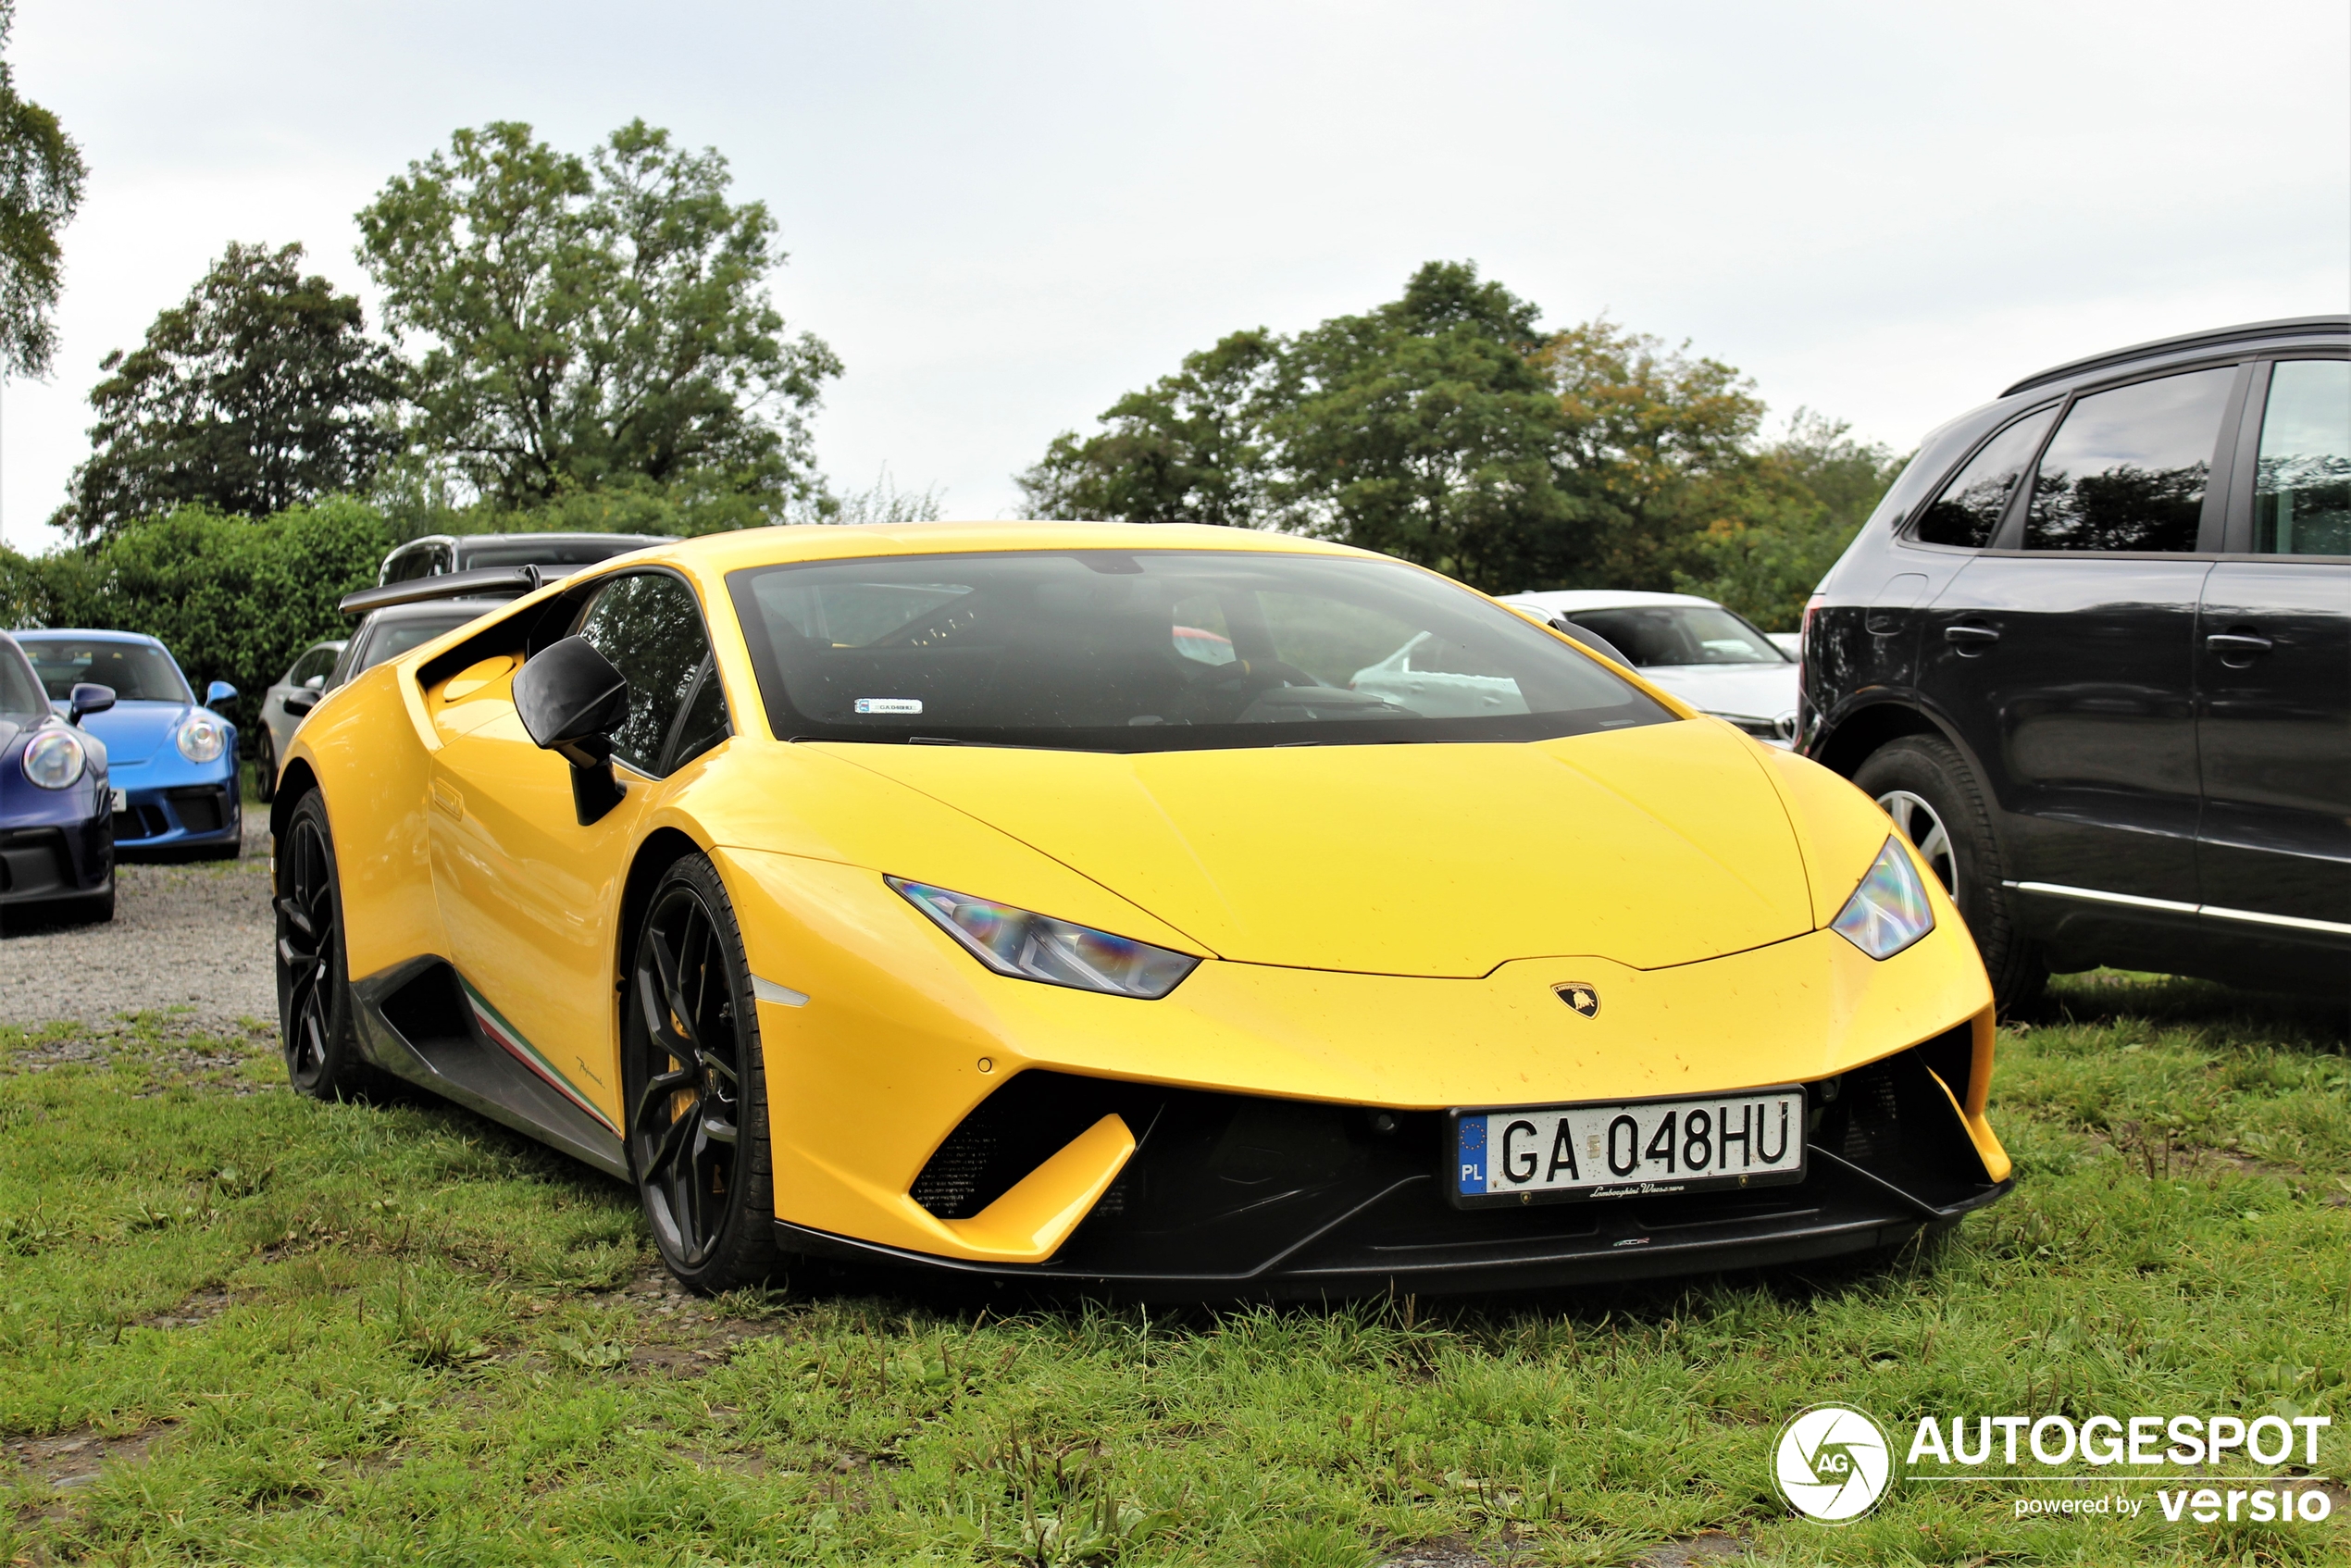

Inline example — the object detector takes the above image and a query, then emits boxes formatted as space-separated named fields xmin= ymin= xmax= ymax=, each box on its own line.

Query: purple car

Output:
xmin=0 ymin=631 xmax=115 ymax=927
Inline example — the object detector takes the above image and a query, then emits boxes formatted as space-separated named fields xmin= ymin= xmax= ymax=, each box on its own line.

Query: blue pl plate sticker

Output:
xmin=853 ymin=698 xmax=923 ymax=715
xmin=1458 ymin=1116 xmax=1487 ymax=1195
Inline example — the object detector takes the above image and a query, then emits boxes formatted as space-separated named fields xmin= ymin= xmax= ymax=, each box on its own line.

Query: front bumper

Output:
xmin=773 ymin=1034 xmax=2009 ymax=1300
xmin=112 ymin=780 xmax=241 ymax=853
xmin=0 ymin=819 xmax=113 ymax=911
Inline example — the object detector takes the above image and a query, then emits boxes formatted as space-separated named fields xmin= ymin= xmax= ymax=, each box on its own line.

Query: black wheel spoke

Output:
xmin=627 ymin=868 xmax=760 ymax=1280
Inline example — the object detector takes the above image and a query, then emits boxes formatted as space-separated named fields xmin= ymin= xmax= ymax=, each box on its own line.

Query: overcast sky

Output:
xmin=6 ymin=1 xmax=2345 ymax=552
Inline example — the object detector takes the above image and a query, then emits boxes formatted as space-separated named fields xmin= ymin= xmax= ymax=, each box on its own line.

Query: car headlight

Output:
xmin=1830 ymin=836 xmax=1936 ymax=959
xmin=888 ymin=877 xmax=1200 ymax=999
xmin=177 ymin=713 xmax=227 ymax=763
xmin=20 ymin=728 xmax=87 ymax=790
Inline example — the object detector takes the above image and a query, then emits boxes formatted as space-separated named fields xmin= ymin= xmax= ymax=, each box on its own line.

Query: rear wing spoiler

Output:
xmin=338 ymin=565 xmax=564 ymax=616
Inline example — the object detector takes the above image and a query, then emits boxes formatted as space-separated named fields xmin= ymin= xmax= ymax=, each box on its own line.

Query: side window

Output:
xmin=289 ymin=647 xmax=334 ymax=687
xmin=384 ymin=547 xmax=428 ymax=583
xmin=1910 ymin=404 xmax=2059 ymax=547
xmin=665 ymin=657 xmax=732 ymax=772
xmin=2252 ymin=360 xmax=2350 ymax=556
xmin=2023 ymin=367 xmax=2236 ymax=552
xmin=574 ymin=573 xmax=718 ymax=776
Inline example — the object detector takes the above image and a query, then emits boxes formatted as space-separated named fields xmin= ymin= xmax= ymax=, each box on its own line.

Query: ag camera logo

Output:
xmin=1773 ymin=1404 xmax=1894 ymax=1523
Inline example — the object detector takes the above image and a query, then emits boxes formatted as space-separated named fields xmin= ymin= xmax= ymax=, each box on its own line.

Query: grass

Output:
xmin=0 ymin=977 xmax=2343 ymax=1566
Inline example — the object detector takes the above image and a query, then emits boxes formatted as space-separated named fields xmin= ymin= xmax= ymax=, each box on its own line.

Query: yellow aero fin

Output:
xmin=941 ymin=1114 xmax=1137 ymax=1260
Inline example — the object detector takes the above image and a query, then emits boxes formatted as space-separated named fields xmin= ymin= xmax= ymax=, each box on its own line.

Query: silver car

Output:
xmin=253 ymin=640 xmax=343 ymax=803
xmin=1499 ymin=590 xmax=1802 ymax=746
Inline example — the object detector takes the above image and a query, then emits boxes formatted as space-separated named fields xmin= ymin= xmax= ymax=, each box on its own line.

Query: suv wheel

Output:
xmin=1852 ymin=735 xmax=2046 ymax=1015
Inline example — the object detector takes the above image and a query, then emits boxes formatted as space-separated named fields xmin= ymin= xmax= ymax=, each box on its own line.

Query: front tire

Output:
xmin=274 ymin=790 xmax=387 ymax=1099
xmin=1853 ymin=735 xmax=2046 ymax=1015
xmin=623 ymin=853 xmax=781 ymax=1294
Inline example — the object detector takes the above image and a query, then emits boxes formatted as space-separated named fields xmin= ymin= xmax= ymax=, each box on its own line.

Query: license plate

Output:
xmin=110 ymin=788 xmax=128 ymax=813
xmin=1452 ymin=1087 xmax=1806 ymax=1207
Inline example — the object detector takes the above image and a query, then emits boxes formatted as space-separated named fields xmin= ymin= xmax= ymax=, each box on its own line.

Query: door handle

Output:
xmin=1944 ymin=625 xmax=2000 ymax=646
xmin=2205 ymin=633 xmax=2273 ymax=656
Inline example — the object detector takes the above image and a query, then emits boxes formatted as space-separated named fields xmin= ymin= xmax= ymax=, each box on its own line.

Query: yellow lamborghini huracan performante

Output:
xmin=272 ymin=523 xmax=2011 ymax=1297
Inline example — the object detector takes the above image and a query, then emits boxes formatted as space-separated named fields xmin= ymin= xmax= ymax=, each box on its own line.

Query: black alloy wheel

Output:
xmin=624 ymin=854 xmax=781 ymax=1292
xmin=1852 ymin=735 xmax=2046 ymax=1016
xmin=274 ymin=791 xmax=383 ymax=1099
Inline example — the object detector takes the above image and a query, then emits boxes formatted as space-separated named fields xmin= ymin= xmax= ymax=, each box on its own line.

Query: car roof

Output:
xmin=598 ymin=521 xmax=1388 ymax=581
xmin=2000 ymin=314 xmax=2349 ymax=397
xmin=454 ymin=531 xmax=672 ymax=548
xmin=1497 ymin=590 xmax=1719 ymax=612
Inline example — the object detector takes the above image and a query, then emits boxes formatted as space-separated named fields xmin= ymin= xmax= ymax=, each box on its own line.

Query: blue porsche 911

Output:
xmin=0 ymin=630 xmax=115 ymax=925
xmin=12 ymin=630 xmax=241 ymax=861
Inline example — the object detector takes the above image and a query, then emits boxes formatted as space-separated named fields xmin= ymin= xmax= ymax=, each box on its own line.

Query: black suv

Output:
xmin=1801 ymin=316 xmax=2346 ymax=1009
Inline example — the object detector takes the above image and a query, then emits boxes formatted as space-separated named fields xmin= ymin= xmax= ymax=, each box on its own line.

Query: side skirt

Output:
xmin=352 ymin=956 xmax=630 ymax=1180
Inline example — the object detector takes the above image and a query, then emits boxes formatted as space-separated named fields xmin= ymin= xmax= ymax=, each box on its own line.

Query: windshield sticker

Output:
xmin=853 ymin=698 xmax=923 ymax=715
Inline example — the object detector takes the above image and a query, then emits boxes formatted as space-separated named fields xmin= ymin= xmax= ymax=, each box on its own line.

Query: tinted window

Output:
xmin=575 ymin=573 xmax=714 ymax=774
xmin=16 ymin=638 xmax=193 ymax=703
xmin=728 ymin=550 xmax=1670 ymax=752
xmin=383 ymin=544 xmax=444 ymax=583
xmin=340 ymin=612 xmax=482 ymax=685
xmin=666 ymin=657 xmax=731 ymax=772
xmin=2252 ymin=359 xmax=2350 ymax=556
xmin=1911 ymin=404 xmax=2059 ymax=547
xmin=0 ymin=640 xmax=45 ymax=715
xmin=286 ymin=645 xmax=338 ymax=686
xmin=2024 ymin=367 xmax=2235 ymax=552
xmin=1564 ymin=606 xmax=1785 ymax=666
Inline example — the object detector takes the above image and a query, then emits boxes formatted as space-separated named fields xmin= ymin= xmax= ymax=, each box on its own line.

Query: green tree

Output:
xmin=54 ymin=242 xmax=399 ymax=539
xmin=1269 ymin=262 xmax=1571 ymax=589
xmin=1017 ymin=329 xmax=1282 ymax=528
xmin=0 ymin=0 xmax=86 ymax=377
xmin=357 ymin=119 xmax=840 ymax=521
xmin=1671 ymin=413 xmax=1906 ymax=629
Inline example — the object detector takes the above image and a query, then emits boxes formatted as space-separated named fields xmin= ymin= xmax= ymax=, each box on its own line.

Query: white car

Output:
xmin=1496 ymin=590 xmax=1800 ymax=746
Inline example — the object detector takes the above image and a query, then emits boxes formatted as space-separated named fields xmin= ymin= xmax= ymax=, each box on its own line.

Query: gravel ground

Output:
xmin=0 ymin=815 xmax=276 ymax=1031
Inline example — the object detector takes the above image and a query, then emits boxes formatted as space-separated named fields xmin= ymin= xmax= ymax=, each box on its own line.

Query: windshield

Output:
xmin=728 ymin=550 xmax=1671 ymax=752
xmin=1561 ymin=606 xmax=1787 ymax=667
xmin=16 ymin=637 xmax=194 ymax=703
xmin=0 ymin=640 xmax=46 ymax=715
xmin=464 ymin=538 xmax=654 ymax=570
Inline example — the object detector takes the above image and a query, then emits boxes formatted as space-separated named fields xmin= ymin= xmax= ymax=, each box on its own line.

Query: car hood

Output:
xmin=69 ymin=700 xmax=193 ymax=765
xmin=819 ymin=718 xmax=1814 ymax=977
xmin=1634 ymin=663 xmax=1798 ymax=723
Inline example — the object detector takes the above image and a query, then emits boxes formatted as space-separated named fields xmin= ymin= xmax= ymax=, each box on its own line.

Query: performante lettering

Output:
xmin=1547 ymin=1121 xmax=1580 ymax=1181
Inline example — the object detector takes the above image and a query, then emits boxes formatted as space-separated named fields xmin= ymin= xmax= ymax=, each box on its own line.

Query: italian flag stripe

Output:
xmin=458 ymin=977 xmax=621 ymax=1138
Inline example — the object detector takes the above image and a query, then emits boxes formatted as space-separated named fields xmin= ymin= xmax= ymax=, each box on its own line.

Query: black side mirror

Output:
xmin=512 ymin=635 xmax=630 ymax=825
xmin=68 ymin=682 xmax=115 ymax=723
xmin=284 ymin=689 xmax=319 ymax=718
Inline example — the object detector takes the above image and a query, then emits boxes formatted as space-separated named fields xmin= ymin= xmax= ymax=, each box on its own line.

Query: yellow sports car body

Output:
xmin=271 ymin=523 xmax=2010 ymax=1297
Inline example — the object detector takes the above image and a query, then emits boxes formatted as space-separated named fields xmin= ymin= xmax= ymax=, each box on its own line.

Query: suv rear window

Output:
xmin=1910 ymin=405 xmax=2059 ymax=548
xmin=2023 ymin=367 xmax=2235 ymax=553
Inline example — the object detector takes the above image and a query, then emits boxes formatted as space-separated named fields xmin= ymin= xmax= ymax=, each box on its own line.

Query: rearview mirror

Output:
xmin=68 ymin=682 xmax=115 ymax=723
xmin=205 ymin=680 xmax=238 ymax=708
xmin=511 ymin=635 xmax=630 ymax=825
